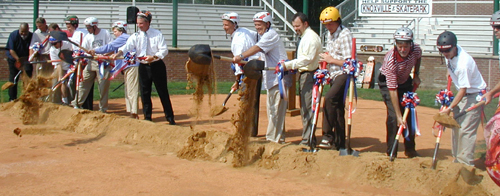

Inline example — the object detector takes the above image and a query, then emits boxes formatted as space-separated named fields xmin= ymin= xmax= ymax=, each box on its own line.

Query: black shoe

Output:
xmin=405 ymin=150 xmax=420 ymax=158
xmin=167 ymin=117 xmax=176 ymax=125
xmin=145 ymin=117 xmax=152 ymax=121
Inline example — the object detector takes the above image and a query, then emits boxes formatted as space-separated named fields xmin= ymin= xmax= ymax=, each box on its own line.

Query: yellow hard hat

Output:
xmin=320 ymin=6 xmax=340 ymax=24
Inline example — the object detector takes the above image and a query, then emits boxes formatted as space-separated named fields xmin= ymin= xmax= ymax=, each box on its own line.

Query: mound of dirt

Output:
xmin=1 ymin=100 xmax=498 ymax=195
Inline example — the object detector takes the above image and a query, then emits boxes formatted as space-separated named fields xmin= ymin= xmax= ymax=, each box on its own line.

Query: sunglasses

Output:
xmin=438 ymin=47 xmax=453 ymax=53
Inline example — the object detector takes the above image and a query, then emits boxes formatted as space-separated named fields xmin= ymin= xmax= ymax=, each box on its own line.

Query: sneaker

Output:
xmin=405 ymin=150 xmax=420 ymax=158
xmin=318 ymin=139 xmax=333 ymax=149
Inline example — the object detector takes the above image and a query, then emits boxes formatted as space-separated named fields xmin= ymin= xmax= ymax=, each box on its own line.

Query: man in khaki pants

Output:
xmin=72 ymin=17 xmax=113 ymax=112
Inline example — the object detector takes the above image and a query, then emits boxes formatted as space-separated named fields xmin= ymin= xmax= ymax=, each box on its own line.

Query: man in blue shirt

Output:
xmin=5 ymin=23 xmax=33 ymax=101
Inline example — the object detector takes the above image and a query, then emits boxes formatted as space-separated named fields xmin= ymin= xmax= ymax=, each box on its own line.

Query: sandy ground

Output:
xmin=0 ymin=94 xmax=498 ymax=195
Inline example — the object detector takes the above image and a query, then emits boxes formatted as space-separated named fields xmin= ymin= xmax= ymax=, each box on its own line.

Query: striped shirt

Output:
xmin=380 ymin=44 xmax=422 ymax=89
xmin=325 ymin=25 xmax=352 ymax=77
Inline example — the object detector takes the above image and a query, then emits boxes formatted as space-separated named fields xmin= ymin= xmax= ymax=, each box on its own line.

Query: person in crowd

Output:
xmin=221 ymin=11 xmax=261 ymax=136
xmin=317 ymin=6 xmax=353 ymax=150
xmin=437 ymin=31 xmax=486 ymax=166
xmin=88 ymin=21 xmax=140 ymax=119
xmin=378 ymin=27 xmax=422 ymax=158
xmin=282 ymin=12 xmax=322 ymax=146
xmin=111 ymin=11 xmax=176 ymax=125
xmin=233 ymin=11 xmax=289 ymax=143
xmin=48 ymin=32 xmax=73 ymax=105
xmin=5 ymin=23 xmax=33 ymax=101
xmin=71 ymin=17 xmax=113 ymax=112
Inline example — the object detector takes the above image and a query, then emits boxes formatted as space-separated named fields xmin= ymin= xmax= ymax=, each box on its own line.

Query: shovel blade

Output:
xmin=243 ymin=59 xmax=266 ymax=80
xmin=188 ymin=44 xmax=212 ymax=65
xmin=339 ymin=148 xmax=359 ymax=157
xmin=50 ymin=31 xmax=69 ymax=42
xmin=59 ymin=49 xmax=75 ymax=65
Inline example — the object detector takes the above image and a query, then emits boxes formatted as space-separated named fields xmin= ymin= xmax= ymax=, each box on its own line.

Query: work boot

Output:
xmin=318 ymin=139 xmax=334 ymax=149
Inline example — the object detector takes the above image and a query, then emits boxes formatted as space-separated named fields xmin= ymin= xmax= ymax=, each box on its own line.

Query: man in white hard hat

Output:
xmin=221 ymin=11 xmax=261 ymax=137
xmin=72 ymin=17 xmax=113 ymax=112
xmin=233 ymin=11 xmax=289 ymax=143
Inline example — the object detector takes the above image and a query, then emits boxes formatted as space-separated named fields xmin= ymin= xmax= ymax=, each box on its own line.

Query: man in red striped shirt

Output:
xmin=378 ymin=27 xmax=422 ymax=158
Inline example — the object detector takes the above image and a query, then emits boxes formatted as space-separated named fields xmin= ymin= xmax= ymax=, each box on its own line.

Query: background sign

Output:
xmin=359 ymin=0 xmax=432 ymax=17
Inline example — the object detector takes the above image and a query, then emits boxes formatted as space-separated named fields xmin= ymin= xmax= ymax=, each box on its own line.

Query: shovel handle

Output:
xmin=213 ymin=55 xmax=248 ymax=64
xmin=222 ymin=89 xmax=235 ymax=107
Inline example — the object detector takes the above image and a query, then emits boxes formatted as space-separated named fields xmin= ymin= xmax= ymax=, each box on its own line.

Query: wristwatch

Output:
xmin=239 ymin=54 xmax=244 ymax=58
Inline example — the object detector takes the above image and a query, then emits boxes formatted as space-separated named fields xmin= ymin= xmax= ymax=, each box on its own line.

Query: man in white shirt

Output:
xmin=29 ymin=17 xmax=52 ymax=78
xmin=233 ymin=11 xmax=289 ymax=143
xmin=283 ymin=12 xmax=322 ymax=146
xmin=111 ymin=11 xmax=175 ymax=125
xmin=221 ymin=12 xmax=261 ymax=137
xmin=437 ymin=31 xmax=487 ymax=166
xmin=71 ymin=17 xmax=113 ymax=112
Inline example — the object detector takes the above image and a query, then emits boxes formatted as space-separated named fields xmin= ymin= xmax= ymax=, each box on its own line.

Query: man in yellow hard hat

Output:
xmin=317 ymin=6 xmax=354 ymax=150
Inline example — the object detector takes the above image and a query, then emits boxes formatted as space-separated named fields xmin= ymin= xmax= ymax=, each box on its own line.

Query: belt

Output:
xmin=465 ymin=92 xmax=479 ymax=96
xmin=300 ymin=70 xmax=316 ymax=74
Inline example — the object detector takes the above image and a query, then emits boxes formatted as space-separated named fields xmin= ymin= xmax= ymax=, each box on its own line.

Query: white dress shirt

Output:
xmin=255 ymin=28 xmax=288 ymax=90
xmin=231 ymin=27 xmax=260 ymax=75
xmin=119 ymin=27 xmax=168 ymax=64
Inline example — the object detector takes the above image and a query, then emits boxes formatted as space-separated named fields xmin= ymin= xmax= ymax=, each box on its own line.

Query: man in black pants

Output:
xmin=378 ymin=27 xmax=422 ymax=158
xmin=111 ymin=11 xmax=175 ymax=125
xmin=5 ymin=23 xmax=33 ymax=101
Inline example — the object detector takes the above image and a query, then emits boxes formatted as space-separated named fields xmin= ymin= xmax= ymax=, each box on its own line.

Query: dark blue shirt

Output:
xmin=5 ymin=30 xmax=32 ymax=60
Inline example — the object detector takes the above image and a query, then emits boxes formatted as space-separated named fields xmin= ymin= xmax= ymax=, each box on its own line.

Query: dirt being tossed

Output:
xmin=16 ymin=75 xmax=52 ymax=124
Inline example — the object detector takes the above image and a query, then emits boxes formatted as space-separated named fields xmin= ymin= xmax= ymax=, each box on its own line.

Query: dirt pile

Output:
xmin=1 ymin=101 xmax=498 ymax=195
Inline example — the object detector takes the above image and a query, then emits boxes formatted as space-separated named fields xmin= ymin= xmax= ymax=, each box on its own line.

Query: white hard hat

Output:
xmin=253 ymin=12 xmax=272 ymax=23
xmin=367 ymin=56 xmax=375 ymax=62
xmin=222 ymin=12 xmax=240 ymax=25
xmin=84 ymin=17 xmax=98 ymax=26
xmin=394 ymin=27 xmax=413 ymax=41
xmin=112 ymin=21 xmax=127 ymax=28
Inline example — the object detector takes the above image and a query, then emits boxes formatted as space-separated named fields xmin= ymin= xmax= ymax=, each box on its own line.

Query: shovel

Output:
xmin=1 ymin=70 xmax=22 ymax=90
xmin=431 ymin=76 xmax=452 ymax=169
xmin=339 ymin=74 xmax=360 ymax=157
xmin=339 ymin=38 xmax=360 ymax=157
xmin=302 ymin=61 xmax=328 ymax=153
xmin=211 ymin=88 xmax=236 ymax=116
xmin=241 ymin=59 xmax=273 ymax=80
xmin=50 ymin=31 xmax=90 ymax=53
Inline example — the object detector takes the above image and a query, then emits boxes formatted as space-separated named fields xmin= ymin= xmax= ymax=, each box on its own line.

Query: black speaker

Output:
xmin=127 ymin=6 xmax=139 ymax=24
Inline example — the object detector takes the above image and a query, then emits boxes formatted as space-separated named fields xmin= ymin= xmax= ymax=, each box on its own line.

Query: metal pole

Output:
xmin=303 ymin=0 xmax=308 ymax=15
xmin=33 ymin=0 xmax=39 ymax=31
xmin=173 ymin=0 xmax=178 ymax=48
xmin=495 ymin=0 xmax=499 ymax=55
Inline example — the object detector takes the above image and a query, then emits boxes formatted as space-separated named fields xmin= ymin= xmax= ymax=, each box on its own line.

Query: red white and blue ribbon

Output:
xmin=275 ymin=60 xmax=294 ymax=100
xmin=401 ymin=92 xmax=421 ymax=140
xmin=342 ymin=57 xmax=362 ymax=109
xmin=312 ymin=67 xmax=331 ymax=114
xmin=98 ymin=60 xmax=111 ymax=78
xmin=109 ymin=52 xmax=136 ymax=80
xmin=433 ymin=89 xmax=454 ymax=131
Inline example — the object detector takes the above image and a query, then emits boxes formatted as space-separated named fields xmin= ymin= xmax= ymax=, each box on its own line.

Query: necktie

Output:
xmin=141 ymin=31 xmax=148 ymax=57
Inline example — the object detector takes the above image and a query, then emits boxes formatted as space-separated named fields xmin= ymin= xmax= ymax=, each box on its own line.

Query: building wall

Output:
xmin=358 ymin=53 xmax=500 ymax=90
xmin=433 ymin=0 xmax=493 ymax=15
xmin=2 ymin=49 xmax=499 ymax=89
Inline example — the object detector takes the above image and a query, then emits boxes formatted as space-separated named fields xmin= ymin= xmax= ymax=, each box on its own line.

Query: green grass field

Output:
xmin=1 ymin=80 xmax=497 ymax=120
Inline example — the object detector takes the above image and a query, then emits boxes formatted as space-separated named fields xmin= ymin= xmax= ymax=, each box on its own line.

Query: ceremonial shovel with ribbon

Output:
xmin=389 ymin=87 xmax=420 ymax=161
xmin=302 ymin=60 xmax=331 ymax=152
xmin=431 ymin=76 xmax=453 ymax=169
xmin=339 ymin=38 xmax=362 ymax=157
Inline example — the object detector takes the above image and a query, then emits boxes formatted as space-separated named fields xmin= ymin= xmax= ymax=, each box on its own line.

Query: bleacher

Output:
xmin=351 ymin=15 xmax=495 ymax=56
xmin=0 ymin=1 xmax=298 ymax=49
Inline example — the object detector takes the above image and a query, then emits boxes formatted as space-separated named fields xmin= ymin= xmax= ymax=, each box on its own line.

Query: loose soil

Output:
xmin=0 ymin=93 xmax=499 ymax=195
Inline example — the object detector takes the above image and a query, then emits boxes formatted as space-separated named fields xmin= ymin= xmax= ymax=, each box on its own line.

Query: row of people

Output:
xmin=6 ymin=12 xmax=176 ymax=125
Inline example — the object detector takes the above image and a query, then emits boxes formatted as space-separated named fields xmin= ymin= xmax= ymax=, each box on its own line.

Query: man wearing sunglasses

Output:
xmin=111 ymin=11 xmax=175 ymax=125
xmin=378 ymin=27 xmax=422 ymax=158
xmin=437 ymin=31 xmax=486 ymax=166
